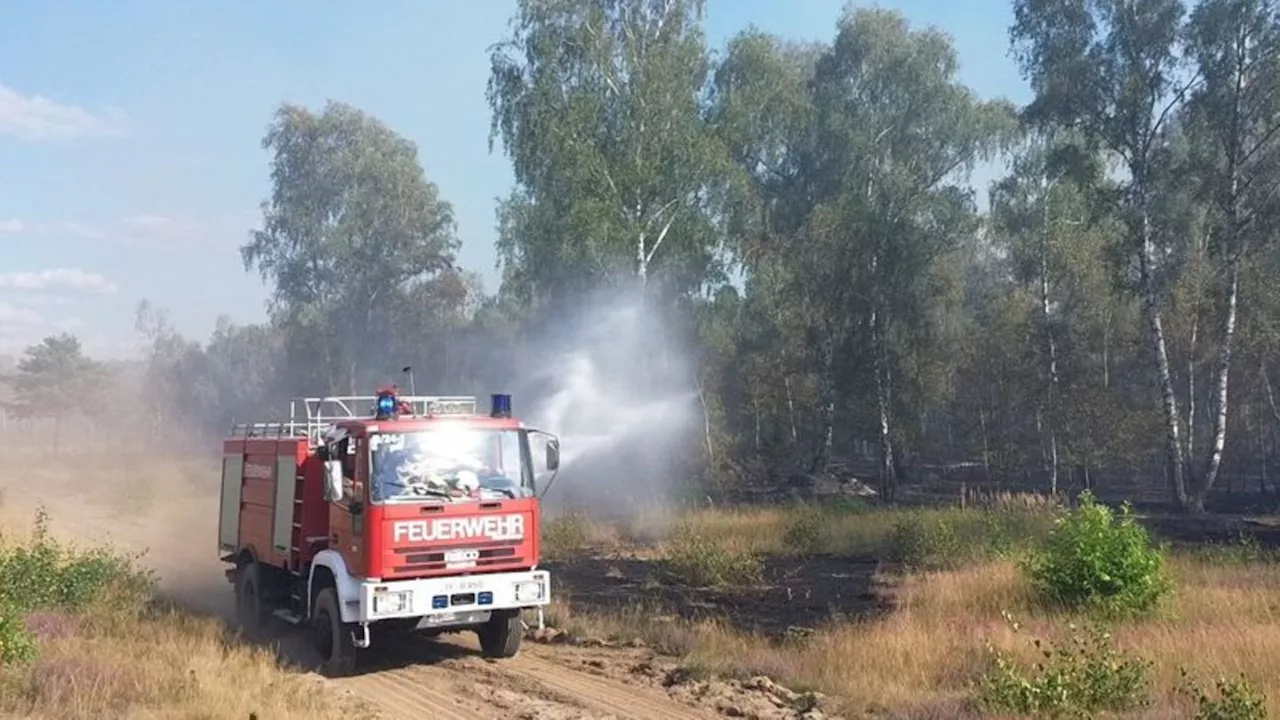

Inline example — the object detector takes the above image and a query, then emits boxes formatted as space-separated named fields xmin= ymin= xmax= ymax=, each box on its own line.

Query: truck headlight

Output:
xmin=514 ymin=580 xmax=545 ymax=603
xmin=372 ymin=590 xmax=413 ymax=616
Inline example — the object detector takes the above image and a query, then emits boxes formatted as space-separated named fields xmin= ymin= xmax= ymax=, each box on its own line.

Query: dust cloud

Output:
xmin=0 ymin=415 xmax=235 ymax=620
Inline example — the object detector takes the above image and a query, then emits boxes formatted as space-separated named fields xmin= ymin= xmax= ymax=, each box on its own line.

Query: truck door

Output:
xmin=328 ymin=435 xmax=368 ymax=577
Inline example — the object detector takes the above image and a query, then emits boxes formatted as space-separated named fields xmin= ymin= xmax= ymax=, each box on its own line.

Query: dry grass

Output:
xmin=547 ymin=506 xmax=1280 ymax=718
xmin=0 ymin=446 xmax=376 ymax=720
xmin=0 ymin=605 xmax=375 ymax=720
xmin=661 ymin=500 xmax=1056 ymax=560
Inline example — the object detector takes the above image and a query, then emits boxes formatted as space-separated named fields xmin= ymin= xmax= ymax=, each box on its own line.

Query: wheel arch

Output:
xmin=307 ymin=550 xmax=360 ymax=623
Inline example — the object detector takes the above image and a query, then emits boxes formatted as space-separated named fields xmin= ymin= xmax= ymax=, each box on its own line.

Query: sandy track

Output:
xmin=314 ymin=628 xmax=717 ymax=719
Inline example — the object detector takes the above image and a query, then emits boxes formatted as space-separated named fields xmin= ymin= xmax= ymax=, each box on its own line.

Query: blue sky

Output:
xmin=0 ymin=0 xmax=1029 ymax=360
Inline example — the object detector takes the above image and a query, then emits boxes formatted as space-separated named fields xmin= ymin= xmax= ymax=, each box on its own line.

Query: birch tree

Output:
xmin=486 ymin=0 xmax=727 ymax=306
xmin=1181 ymin=0 xmax=1280 ymax=508
xmin=1011 ymin=0 xmax=1198 ymax=507
xmin=807 ymin=7 xmax=1013 ymax=496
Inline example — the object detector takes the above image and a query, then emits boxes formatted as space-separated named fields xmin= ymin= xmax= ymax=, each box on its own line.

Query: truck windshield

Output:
xmin=369 ymin=427 xmax=533 ymax=504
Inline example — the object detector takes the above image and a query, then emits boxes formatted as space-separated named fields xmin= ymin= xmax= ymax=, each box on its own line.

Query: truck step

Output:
xmin=272 ymin=608 xmax=304 ymax=625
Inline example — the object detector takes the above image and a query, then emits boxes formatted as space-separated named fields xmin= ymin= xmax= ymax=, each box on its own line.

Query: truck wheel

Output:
xmin=312 ymin=588 xmax=357 ymax=677
xmin=477 ymin=609 xmax=523 ymax=658
xmin=234 ymin=562 xmax=270 ymax=640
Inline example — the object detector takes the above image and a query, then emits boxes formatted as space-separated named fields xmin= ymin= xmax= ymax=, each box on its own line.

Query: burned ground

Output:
xmin=1138 ymin=512 xmax=1280 ymax=548
xmin=543 ymin=552 xmax=888 ymax=639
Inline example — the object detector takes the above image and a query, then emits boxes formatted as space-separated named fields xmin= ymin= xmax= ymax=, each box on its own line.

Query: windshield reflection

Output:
xmin=369 ymin=428 xmax=530 ymax=503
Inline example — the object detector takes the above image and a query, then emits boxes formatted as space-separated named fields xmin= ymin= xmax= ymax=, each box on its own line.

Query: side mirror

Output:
xmin=323 ymin=460 xmax=345 ymax=502
xmin=545 ymin=438 xmax=560 ymax=472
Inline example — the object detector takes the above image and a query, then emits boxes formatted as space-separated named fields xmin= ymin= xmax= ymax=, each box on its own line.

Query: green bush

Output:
xmin=1179 ymin=671 xmax=1269 ymax=720
xmin=0 ymin=604 xmax=37 ymax=665
xmin=1021 ymin=491 xmax=1171 ymax=617
xmin=781 ymin=512 xmax=828 ymax=555
xmin=0 ymin=508 xmax=153 ymax=665
xmin=664 ymin=524 xmax=763 ymax=587
xmin=975 ymin=613 xmax=1152 ymax=718
xmin=886 ymin=514 xmax=962 ymax=569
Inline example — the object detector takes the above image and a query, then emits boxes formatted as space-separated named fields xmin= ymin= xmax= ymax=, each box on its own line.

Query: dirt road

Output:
xmin=316 ymin=634 xmax=726 ymax=719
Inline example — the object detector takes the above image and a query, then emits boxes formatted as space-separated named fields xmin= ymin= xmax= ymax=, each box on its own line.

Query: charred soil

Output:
xmin=544 ymin=552 xmax=888 ymax=638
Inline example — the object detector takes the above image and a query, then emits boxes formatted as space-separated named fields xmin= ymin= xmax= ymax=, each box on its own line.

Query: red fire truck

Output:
xmin=217 ymin=389 xmax=559 ymax=676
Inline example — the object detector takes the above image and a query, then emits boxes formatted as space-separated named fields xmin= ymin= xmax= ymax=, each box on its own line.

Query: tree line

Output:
xmin=6 ymin=0 xmax=1280 ymax=513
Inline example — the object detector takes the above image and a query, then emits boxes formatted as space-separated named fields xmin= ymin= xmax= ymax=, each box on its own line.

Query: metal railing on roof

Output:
xmin=228 ymin=395 xmax=479 ymax=444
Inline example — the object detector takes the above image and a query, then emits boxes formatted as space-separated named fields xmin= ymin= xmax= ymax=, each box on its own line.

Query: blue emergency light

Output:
xmin=490 ymin=393 xmax=512 ymax=419
xmin=376 ymin=393 xmax=397 ymax=417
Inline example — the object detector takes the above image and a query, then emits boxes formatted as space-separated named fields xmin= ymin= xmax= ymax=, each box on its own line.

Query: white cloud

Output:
xmin=0 ymin=218 xmax=23 ymax=234
xmin=0 ymin=268 xmax=118 ymax=294
xmin=0 ymin=81 xmax=127 ymax=142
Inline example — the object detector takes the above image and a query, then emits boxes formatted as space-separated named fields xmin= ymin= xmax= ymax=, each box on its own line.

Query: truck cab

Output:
xmin=218 ymin=391 xmax=559 ymax=676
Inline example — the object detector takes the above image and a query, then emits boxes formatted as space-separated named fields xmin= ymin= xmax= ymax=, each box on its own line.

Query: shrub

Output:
xmin=0 ymin=509 xmax=151 ymax=615
xmin=886 ymin=514 xmax=962 ymax=569
xmin=0 ymin=508 xmax=152 ymax=665
xmin=781 ymin=512 xmax=828 ymax=555
xmin=0 ymin=604 xmax=38 ymax=665
xmin=1021 ymin=491 xmax=1170 ymax=617
xmin=974 ymin=613 xmax=1152 ymax=718
xmin=663 ymin=524 xmax=763 ymax=588
xmin=1179 ymin=671 xmax=1268 ymax=720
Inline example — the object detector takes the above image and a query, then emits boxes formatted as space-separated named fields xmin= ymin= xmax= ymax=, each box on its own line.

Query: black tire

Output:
xmin=477 ymin=609 xmax=523 ymax=658
xmin=234 ymin=562 xmax=270 ymax=640
xmin=312 ymin=587 xmax=357 ymax=677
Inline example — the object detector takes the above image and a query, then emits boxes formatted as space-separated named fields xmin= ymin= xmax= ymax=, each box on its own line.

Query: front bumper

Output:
xmin=358 ymin=569 xmax=550 ymax=623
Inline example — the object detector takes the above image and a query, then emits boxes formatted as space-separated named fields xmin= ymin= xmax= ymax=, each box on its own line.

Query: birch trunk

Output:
xmin=1195 ymin=257 xmax=1240 ymax=510
xmin=697 ymin=383 xmax=715 ymax=468
xmin=784 ymin=377 xmax=799 ymax=444
xmin=870 ymin=299 xmax=896 ymax=501
xmin=1137 ymin=201 xmax=1187 ymax=508
xmin=1039 ymin=186 xmax=1060 ymax=494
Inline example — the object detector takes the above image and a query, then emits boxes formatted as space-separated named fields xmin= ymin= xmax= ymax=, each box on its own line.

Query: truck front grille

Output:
xmin=389 ymin=540 xmax=527 ymax=576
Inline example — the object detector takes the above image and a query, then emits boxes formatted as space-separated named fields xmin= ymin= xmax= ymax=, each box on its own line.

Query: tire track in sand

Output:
xmin=501 ymin=653 xmax=716 ymax=720
xmin=340 ymin=665 xmax=488 ymax=720
xmin=331 ymin=635 xmax=715 ymax=720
